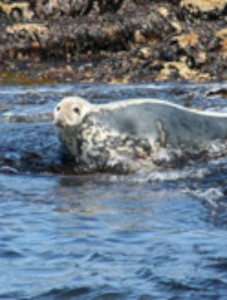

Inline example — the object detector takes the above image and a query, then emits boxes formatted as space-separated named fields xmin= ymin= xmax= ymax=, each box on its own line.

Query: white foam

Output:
xmin=185 ymin=188 xmax=224 ymax=209
xmin=106 ymin=163 xmax=211 ymax=184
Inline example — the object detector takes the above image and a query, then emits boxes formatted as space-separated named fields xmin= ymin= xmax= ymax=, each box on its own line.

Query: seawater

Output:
xmin=0 ymin=82 xmax=227 ymax=300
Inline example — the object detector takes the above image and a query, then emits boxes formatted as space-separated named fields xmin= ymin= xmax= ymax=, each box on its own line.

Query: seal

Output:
xmin=53 ymin=96 xmax=227 ymax=173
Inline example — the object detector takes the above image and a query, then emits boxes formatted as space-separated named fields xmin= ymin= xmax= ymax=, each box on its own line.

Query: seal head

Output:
xmin=53 ymin=96 xmax=93 ymax=128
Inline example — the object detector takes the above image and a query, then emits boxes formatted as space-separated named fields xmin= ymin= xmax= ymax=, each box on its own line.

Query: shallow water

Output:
xmin=0 ymin=82 xmax=227 ymax=299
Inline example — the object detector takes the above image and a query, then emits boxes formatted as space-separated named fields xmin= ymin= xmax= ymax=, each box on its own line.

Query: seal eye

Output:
xmin=56 ymin=106 xmax=61 ymax=111
xmin=73 ymin=107 xmax=80 ymax=114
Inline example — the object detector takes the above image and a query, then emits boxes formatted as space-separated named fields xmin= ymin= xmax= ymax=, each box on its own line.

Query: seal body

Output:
xmin=53 ymin=96 xmax=227 ymax=173
xmin=96 ymin=102 xmax=227 ymax=147
xmin=55 ymin=111 xmax=153 ymax=173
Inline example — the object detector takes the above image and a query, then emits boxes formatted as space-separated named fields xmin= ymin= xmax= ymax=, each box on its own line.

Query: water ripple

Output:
xmin=0 ymin=82 xmax=227 ymax=299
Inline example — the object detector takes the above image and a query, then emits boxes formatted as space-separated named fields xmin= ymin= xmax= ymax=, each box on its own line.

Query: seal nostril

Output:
xmin=54 ymin=116 xmax=65 ymax=128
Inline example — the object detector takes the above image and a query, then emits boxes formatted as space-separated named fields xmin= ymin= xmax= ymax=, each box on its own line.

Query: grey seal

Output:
xmin=53 ymin=96 xmax=227 ymax=173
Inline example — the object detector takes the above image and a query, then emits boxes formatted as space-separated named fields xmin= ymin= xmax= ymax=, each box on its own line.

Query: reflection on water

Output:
xmin=0 ymin=82 xmax=227 ymax=299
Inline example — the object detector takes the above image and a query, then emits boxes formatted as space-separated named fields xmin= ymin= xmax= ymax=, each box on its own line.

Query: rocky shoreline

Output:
xmin=0 ymin=0 xmax=226 ymax=84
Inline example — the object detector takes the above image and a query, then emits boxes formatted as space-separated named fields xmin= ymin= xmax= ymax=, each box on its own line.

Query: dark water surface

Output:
xmin=0 ymin=82 xmax=227 ymax=299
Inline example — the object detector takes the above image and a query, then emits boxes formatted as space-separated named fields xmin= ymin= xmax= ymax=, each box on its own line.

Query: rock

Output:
xmin=173 ymin=33 xmax=199 ymax=49
xmin=155 ymin=61 xmax=211 ymax=82
xmin=0 ymin=0 xmax=226 ymax=83
xmin=181 ymin=0 xmax=227 ymax=14
xmin=0 ymin=2 xmax=34 ymax=21
xmin=216 ymin=28 xmax=227 ymax=57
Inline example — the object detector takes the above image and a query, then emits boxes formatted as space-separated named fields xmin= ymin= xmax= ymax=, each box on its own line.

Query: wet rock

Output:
xmin=0 ymin=166 xmax=18 ymax=174
xmin=207 ymin=88 xmax=227 ymax=98
xmin=0 ymin=0 xmax=226 ymax=83
xmin=0 ymin=120 xmax=76 ymax=175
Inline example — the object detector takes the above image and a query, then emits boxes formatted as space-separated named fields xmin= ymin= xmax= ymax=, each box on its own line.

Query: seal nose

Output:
xmin=53 ymin=115 xmax=66 ymax=128
xmin=55 ymin=120 xmax=64 ymax=128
